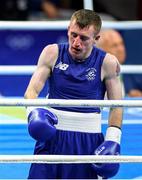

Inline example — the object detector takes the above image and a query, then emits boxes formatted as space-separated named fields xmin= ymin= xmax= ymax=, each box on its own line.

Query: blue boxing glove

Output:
xmin=27 ymin=107 xmax=58 ymax=142
xmin=92 ymin=126 xmax=121 ymax=178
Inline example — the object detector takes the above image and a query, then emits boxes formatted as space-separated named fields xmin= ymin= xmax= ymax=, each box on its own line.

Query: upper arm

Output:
xmin=102 ymin=53 xmax=122 ymax=100
xmin=24 ymin=44 xmax=58 ymax=98
xmin=35 ymin=44 xmax=58 ymax=80
xmin=102 ymin=54 xmax=123 ymax=128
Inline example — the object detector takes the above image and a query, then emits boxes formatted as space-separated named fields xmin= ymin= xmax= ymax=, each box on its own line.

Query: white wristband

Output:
xmin=105 ymin=126 xmax=122 ymax=144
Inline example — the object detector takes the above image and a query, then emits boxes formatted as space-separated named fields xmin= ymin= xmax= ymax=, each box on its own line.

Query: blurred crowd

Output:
xmin=0 ymin=0 xmax=141 ymax=21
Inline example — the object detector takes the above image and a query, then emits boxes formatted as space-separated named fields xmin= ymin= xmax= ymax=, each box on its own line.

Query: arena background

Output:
xmin=0 ymin=21 xmax=142 ymax=179
xmin=0 ymin=24 xmax=142 ymax=97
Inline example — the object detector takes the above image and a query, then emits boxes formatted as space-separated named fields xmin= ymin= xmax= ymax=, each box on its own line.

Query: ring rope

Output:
xmin=0 ymin=155 xmax=141 ymax=163
xmin=0 ymin=21 xmax=142 ymax=30
xmin=0 ymin=65 xmax=142 ymax=75
xmin=0 ymin=99 xmax=142 ymax=107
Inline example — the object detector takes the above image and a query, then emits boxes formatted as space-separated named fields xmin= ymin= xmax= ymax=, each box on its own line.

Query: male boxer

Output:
xmin=25 ymin=9 xmax=123 ymax=179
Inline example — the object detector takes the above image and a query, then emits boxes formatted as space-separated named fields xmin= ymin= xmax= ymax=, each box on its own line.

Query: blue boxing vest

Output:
xmin=48 ymin=43 xmax=106 ymax=113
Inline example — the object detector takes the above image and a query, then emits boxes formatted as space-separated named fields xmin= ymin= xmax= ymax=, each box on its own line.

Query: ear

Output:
xmin=67 ymin=25 xmax=70 ymax=36
xmin=95 ymin=35 xmax=100 ymax=41
xmin=94 ymin=35 xmax=100 ymax=44
xmin=68 ymin=25 xmax=70 ymax=30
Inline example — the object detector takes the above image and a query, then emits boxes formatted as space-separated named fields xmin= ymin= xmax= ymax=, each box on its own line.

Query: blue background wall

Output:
xmin=0 ymin=29 xmax=68 ymax=97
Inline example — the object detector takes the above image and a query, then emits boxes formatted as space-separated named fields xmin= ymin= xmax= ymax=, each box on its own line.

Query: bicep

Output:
xmin=103 ymin=54 xmax=122 ymax=100
xmin=105 ymin=76 xmax=122 ymax=100
xmin=25 ymin=44 xmax=58 ymax=98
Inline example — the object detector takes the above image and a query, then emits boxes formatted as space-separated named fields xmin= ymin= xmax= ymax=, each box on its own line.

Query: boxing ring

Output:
xmin=1 ymin=21 xmax=142 ymax=179
xmin=0 ymin=98 xmax=142 ymax=179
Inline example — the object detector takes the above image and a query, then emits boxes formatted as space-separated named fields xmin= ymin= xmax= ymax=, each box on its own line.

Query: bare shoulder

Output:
xmin=38 ymin=43 xmax=58 ymax=68
xmin=102 ymin=53 xmax=121 ymax=79
xmin=44 ymin=43 xmax=58 ymax=51
xmin=44 ymin=44 xmax=58 ymax=58
xmin=103 ymin=53 xmax=120 ymax=69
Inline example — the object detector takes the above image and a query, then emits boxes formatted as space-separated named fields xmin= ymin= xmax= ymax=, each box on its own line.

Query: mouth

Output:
xmin=72 ymin=47 xmax=81 ymax=53
xmin=70 ymin=47 xmax=86 ymax=62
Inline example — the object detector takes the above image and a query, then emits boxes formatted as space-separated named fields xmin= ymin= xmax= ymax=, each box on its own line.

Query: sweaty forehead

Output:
xmin=69 ymin=20 xmax=95 ymax=34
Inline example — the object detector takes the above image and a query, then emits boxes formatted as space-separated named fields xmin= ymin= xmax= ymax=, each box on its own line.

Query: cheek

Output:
xmin=69 ymin=36 xmax=74 ymax=44
xmin=68 ymin=38 xmax=73 ymax=47
xmin=84 ymin=41 xmax=93 ymax=49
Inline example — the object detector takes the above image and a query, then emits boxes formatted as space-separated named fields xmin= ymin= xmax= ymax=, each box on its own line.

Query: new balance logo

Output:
xmin=55 ymin=62 xmax=69 ymax=70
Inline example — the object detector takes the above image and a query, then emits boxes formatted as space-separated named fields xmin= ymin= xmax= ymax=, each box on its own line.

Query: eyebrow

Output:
xmin=71 ymin=32 xmax=90 ymax=41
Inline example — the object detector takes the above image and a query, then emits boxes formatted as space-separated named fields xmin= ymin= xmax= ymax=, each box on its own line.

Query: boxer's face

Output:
xmin=68 ymin=20 xmax=98 ymax=62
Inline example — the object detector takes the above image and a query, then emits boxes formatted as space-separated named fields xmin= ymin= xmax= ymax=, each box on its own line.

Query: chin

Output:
xmin=70 ymin=50 xmax=84 ymax=60
xmin=71 ymin=52 xmax=79 ymax=59
xmin=73 ymin=55 xmax=83 ymax=61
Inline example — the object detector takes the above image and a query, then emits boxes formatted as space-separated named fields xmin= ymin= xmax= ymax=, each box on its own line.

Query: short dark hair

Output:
xmin=70 ymin=9 xmax=102 ymax=35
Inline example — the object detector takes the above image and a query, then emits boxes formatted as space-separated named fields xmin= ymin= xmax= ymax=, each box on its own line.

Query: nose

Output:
xmin=73 ymin=36 xmax=81 ymax=47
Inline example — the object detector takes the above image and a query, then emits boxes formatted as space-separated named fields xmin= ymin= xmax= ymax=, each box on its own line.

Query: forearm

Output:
xmin=24 ymin=86 xmax=39 ymax=99
xmin=108 ymin=107 xmax=123 ymax=128
xmin=24 ymin=75 xmax=46 ymax=99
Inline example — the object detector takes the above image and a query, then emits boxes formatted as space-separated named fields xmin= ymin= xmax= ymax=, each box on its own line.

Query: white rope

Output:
xmin=0 ymin=21 xmax=142 ymax=30
xmin=0 ymin=65 xmax=142 ymax=75
xmin=102 ymin=21 xmax=142 ymax=30
xmin=120 ymin=65 xmax=142 ymax=74
xmin=0 ymin=99 xmax=142 ymax=107
xmin=0 ymin=65 xmax=36 ymax=75
xmin=0 ymin=21 xmax=69 ymax=30
xmin=0 ymin=155 xmax=141 ymax=163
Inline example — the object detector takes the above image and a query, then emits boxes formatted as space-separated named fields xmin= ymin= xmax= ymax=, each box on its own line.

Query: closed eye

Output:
xmin=71 ymin=32 xmax=89 ymax=41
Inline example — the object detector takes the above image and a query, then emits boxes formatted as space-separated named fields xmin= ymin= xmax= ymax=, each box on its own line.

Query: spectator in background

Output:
xmin=0 ymin=0 xmax=29 ymax=20
xmin=28 ymin=0 xmax=83 ymax=20
xmin=41 ymin=0 xmax=60 ymax=19
xmin=40 ymin=0 xmax=139 ymax=21
xmin=0 ymin=0 xmax=47 ymax=21
xmin=0 ymin=0 xmax=139 ymax=21
xmin=96 ymin=29 xmax=142 ymax=97
xmin=40 ymin=0 xmax=140 ymax=21
xmin=96 ymin=29 xmax=126 ymax=97
xmin=41 ymin=0 xmax=83 ymax=19
xmin=0 ymin=0 xmax=78 ymax=21
xmin=93 ymin=0 xmax=139 ymax=20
